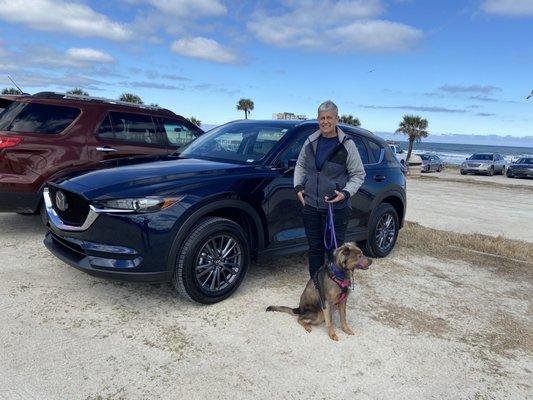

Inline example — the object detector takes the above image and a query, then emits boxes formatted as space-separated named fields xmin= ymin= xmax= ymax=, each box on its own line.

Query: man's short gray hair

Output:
xmin=317 ymin=100 xmax=338 ymax=116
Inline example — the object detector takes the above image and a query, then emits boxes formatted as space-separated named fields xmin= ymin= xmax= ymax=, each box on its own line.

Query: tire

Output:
xmin=437 ymin=164 xmax=442 ymax=172
xmin=488 ymin=166 xmax=494 ymax=176
xmin=500 ymin=166 xmax=506 ymax=175
xmin=460 ymin=170 xmax=466 ymax=175
xmin=172 ymin=217 xmax=250 ymax=304
xmin=361 ymin=203 xmax=399 ymax=258
xmin=506 ymin=170 xmax=513 ymax=178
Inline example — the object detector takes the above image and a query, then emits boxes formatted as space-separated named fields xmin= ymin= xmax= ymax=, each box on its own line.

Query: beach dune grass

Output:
xmin=398 ymin=222 xmax=533 ymax=266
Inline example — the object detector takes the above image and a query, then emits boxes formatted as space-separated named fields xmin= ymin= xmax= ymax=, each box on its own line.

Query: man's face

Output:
xmin=318 ymin=110 xmax=338 ymax=136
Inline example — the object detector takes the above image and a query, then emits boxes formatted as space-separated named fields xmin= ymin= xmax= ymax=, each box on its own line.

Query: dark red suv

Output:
xmin=0 ymin=92 xmax=203 ymax=214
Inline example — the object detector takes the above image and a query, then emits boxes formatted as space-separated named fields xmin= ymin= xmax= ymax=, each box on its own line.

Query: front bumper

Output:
xmin=44 ymin=232 xmax=169 ymax=281
xmin=508 ymin=169 xmax=533 ymax=178
xmin=460 ymin=165 xmax=491 ymax=174
xmin=43 ymin=188 xmax=186 ymax=281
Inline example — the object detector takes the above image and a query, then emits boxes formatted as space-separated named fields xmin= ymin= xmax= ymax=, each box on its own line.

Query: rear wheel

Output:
xmin=172 ymin=217 xmax=250 ymax=304
xmin=500 ymin=166 xmax=506 ymax=175
xmin=488 ymin=166 xmax=494 ymax=176
xmin=361 ymin=203 xmax=399 ymax=258
xmin=437 ymin=164 xmax=442 ymax=172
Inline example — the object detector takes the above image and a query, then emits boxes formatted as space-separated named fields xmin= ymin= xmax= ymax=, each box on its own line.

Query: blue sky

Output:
xmin=0 ymin=0 xmax=532 ymax=141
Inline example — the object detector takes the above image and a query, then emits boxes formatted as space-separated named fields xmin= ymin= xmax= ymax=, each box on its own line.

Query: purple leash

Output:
xmin=324 ymin=203 xmax=338 ymax=251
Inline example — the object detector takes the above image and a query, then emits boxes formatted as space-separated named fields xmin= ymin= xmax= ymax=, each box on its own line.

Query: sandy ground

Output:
xmin=1 ymin=178 xmax=532 ymax=400
xmin=406 ymin=176 xmax=533 ymax=242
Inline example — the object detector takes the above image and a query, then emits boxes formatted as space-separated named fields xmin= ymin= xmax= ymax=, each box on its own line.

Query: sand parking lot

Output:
xmin=1 ymin=178 xmax=532 ymax=399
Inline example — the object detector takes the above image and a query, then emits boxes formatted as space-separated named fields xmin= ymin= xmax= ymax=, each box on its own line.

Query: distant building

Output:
xmin=273 ymin=112 xmax=307 ymax=121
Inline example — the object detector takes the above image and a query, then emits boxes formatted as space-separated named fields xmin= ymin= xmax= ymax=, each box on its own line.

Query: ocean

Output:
xmin=389 ymin=141 xmax=533 ymax=165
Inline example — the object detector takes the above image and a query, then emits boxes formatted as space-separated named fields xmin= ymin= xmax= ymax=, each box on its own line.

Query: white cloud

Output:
xmin=248 ymin=0 xmax=422 ymax=52
xmin=330 ymin=20 xmax=422 ymax=51
xmin=66 ymin=48 xmax=115 ymax=63
xmin=481 ymin=0 xmax=533 ymax=16
xmin=171 ymin=37 xmax=237 ymax=63
xmin=145 ymin=0 xmax=226 ymax=17
xmin=0 ymin=0 xmax=133 ymax=41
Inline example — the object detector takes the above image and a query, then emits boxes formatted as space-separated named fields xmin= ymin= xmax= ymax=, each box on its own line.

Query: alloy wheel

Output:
xmin=375 ymin=213 xmax=396 ymax=251
xmin=194 ymin=234 xmax=243 ymax=293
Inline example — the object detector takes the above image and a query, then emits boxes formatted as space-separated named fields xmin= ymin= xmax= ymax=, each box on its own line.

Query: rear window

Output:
xmin=367 ymin=140 xmax=383 ymax=163
xmin=351 ymin=136 xmax=369 ymax=165
xmin=0 ymin=102 xmax=80 ymax=134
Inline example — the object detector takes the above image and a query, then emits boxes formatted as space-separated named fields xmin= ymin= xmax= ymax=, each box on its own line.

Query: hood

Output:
xmin=510 ymin=163 xmax=533 ymax=168
xmin=53 ymin=157 xmax=253 ymax=199
xmin=466 ymin=158 xmax=493 ymax=162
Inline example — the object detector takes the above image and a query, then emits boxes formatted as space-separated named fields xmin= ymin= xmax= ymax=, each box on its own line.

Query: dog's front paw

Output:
xmin=329 ymin=332 xmax=339 ymax=341
xmin=342 ymin=326 xmax=354 ymax=335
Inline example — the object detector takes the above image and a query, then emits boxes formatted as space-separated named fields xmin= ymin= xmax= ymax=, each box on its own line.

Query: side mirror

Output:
xmin=283 ymin=159 xmax=297 ymax=176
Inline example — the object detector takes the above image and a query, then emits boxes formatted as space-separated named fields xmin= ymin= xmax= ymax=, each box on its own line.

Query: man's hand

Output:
xmin=297 ymin=190 xmax=305 ymax=206
xmin=325 ymin=190 xmax=346 ymax=203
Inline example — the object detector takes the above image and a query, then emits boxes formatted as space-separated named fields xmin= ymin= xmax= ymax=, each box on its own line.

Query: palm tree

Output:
xmin=119 ymin=93 xmax=143 ymax=104
xmin=189 ymin=117 xmax=201 ymax=127
xmin=339 ymin=114 xmax=361 ymax=127
xmin=1 ymin=87 xmax=21 ymax=95
xmin=395 ymin=115 xmax=429 ymax=161
xmin=236 ymin=98 xmax=254 ymax=119
xmin=66 ymin=88 xmax=89 ymax=96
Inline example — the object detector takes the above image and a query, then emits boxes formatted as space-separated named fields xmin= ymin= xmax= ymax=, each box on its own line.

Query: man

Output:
xmin=294 ymin=100 xmax=366 ymax=280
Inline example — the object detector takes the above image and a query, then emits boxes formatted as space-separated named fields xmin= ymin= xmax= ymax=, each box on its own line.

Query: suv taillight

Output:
xmin=0 ymin=135 xmax=22 ymax=149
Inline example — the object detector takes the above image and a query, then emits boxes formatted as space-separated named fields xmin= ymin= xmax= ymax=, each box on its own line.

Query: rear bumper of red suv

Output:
xmin=0 ymin=190 xmax=41 ymax=213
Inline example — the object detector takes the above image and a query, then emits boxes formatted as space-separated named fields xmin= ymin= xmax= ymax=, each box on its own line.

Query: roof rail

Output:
xmin=32 ymin=91 xmax=175 ymax=114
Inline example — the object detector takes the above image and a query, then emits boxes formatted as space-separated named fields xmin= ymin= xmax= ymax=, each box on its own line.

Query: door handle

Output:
xmin=373 ymin=174 xmax=386 ymax=182
xmin=96 ymin=147 xmax=118 ymax=152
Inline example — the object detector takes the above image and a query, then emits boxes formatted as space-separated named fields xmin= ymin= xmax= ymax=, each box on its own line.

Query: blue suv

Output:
xmin=44 ymin=120 xmax=406 ymax=303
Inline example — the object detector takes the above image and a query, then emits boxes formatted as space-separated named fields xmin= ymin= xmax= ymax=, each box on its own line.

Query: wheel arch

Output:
xmin=167 ymin=197 xmax=266 ymax=271
xmin=372 ymin=190 xmax=405 ymax=229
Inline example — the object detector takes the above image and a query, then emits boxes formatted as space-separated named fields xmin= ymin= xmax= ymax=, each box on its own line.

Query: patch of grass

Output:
xmin=398 ymin=222 xmax=533 ymax=274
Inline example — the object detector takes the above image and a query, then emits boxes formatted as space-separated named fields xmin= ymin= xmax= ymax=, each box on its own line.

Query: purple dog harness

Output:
xmin=327 ymin=262 xmax=351 ymax=305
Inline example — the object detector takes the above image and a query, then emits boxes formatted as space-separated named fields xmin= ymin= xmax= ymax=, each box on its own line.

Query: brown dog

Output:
xmin=266 ymin=242 xmax=371 ymax=341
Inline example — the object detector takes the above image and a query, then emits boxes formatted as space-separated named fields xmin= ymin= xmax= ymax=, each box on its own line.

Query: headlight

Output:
xmin=95 ymin=196 xmax=184 ymax=213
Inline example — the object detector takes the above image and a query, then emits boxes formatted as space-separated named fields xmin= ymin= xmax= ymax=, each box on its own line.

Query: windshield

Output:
xmin=420 ymin=154 xmax=430 ymax=160
xmin=469 ymin=154 xmax=492 ymax=160
xmin=516 ymin=157 xmax=533 ymax=164
xmin=180 ymin=122 xmax=291 ymax=163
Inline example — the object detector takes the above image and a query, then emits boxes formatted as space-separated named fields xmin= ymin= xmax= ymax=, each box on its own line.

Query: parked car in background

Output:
xmin=420 ymin=154 xmax=443 ymax=172
xmin=460 ymin=153 xmax=506 ymax=176
xmin=44 ymin=120 xmax=406 ymax=304
xmin=506 ymin=157 xmax=533 ymax=179
xmin=0 ymin=92 xmax=203 ymax=215
xmin=388 ymin=143 xmax=407 ymax=163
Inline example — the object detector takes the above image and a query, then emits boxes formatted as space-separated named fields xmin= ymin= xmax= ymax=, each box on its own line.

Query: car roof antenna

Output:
xmin=7 ymin=76 xmax=29 ymax=95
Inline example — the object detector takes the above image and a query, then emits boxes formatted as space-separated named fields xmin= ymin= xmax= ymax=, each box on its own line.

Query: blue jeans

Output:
xmin=302 ymin=205 xmax=350 ymax=278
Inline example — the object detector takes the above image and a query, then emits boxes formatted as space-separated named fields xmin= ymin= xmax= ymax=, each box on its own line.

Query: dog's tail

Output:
xmin=266 ymin=306 xmax=301 ymax=315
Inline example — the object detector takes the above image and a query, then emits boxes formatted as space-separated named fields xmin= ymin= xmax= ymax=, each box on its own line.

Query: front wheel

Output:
xmin=361 ymin=203 xmax=399 ymax=258
xmin=172 ymin=217 xmax=250 ymax=304
xmin=488 ymin=166 xmax=494 ymax=176
xmin=460 ymin=170 xmax=467 ymax=175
